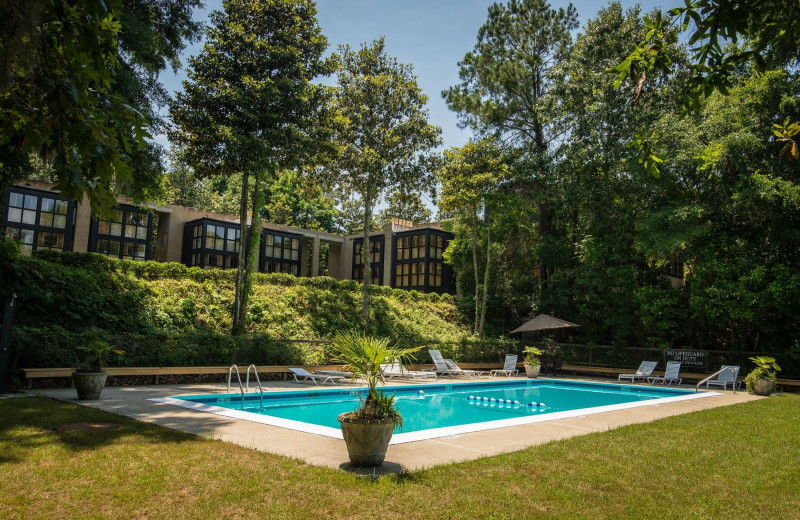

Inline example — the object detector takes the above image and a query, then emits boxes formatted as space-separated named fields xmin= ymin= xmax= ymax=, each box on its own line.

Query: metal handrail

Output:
xmin=227 ymin=364 xmax=245 ymax=397
xmin=696 ymin=366 xmax=738 ymax=393
xmin=245 ymin=364 xmax=264 ymax=396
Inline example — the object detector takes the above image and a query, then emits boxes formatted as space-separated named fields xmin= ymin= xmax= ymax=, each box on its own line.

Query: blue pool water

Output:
xmin=171 ymin=379 xmax=696 ymax=434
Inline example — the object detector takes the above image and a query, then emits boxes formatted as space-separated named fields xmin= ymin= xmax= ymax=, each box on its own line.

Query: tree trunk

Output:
xmin=478 ymin=223 xmax=491 ymax=337
xmin=233 ymin=171 xmax=250 ymax=336
xmin=361 ymin=191 xmax=373 ymax=324
xmin=470 ymin=230 xmax=480 ymax=335
xmin=233 ymin=170 xmax=265 ymax=336
xmin=538 ymin=201 xmax=551 ymax=283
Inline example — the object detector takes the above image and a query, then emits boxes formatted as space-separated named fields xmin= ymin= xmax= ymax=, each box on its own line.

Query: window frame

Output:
xmin=391 ymin=228 xmax=454 ymax=294
xmin=352 ymin=235 xmax=384 ymax=286
xmin=88 ymin=204 xmax=153 ymax=261
xmin=181 ymin=217 xmax=241 ymax=270
xmin=259 ymin=229 xmax=303 ymax=276
xmin=2 ymin=186 xmax=76 ymax=254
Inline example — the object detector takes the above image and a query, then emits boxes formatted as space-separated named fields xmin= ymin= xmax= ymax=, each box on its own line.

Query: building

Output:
xmin=1 ymin=182 xmax=455 ymax=294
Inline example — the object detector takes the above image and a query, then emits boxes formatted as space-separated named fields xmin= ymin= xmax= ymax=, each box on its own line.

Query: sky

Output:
xmin=157 ymin=0 xmax=666 ymax=152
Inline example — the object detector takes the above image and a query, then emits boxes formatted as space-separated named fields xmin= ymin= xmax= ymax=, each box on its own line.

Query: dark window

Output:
xmin=89 ymin=205 xmax=152 ymax=261
xmin=391 ymin=229 xmax=454 ymax=294
xmin=666 ymin=253 xmax=683 ymax=279
xmin=259 ymin=231 xmax=302 ymax=276
xmin=2 ymin=187 xmax=76 ymax=254
xmin=352 ymin=236 xmax=384 ymax=285
xmin=182 ymin=218 xmax=240 ymax=269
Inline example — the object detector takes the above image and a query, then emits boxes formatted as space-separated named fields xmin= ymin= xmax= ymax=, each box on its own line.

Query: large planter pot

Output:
xmin=73 ymin=371 xmax=108 ymax=400
xmin=753 ymin=378 xmax=774 ymax=396
xmin=338 ymin=414 xmax=396 ymax=467
xmin=524 ymin=365 xmax=540 ymax=378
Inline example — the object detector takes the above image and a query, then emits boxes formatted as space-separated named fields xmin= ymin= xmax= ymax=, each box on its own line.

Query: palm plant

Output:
xmin=76 ymin=340 xmax=124 ymax=372
xmin=523 ymin=346 xmax=544 ymax=367
xmin=330 ymin=331 xmax=422 ymax=424
xmin=745 ymin=356 xmax=781 ymax=393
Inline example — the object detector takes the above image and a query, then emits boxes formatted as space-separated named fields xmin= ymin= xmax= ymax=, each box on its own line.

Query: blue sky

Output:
xmin=158 ymin=0 xmax=665 ymax=152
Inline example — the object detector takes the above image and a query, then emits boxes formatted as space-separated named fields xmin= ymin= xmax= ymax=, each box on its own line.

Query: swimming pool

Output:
xmin=152 ymin=379 xmax=717 ymax=444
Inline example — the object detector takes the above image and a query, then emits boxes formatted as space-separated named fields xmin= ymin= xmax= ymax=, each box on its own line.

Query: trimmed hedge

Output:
xmin=2 ymin=250 xmax=480 ymax=368
xmin=31 ymin=250 xmax=455 ymax=304
xmin=10 ymin=325 xmax=523 ymax=369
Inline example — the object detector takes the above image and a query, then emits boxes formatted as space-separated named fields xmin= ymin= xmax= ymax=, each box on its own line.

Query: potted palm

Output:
xmin=523 ymin=347 xmax=543 ymax=378
xmin=73 ymin=340 xmax=124 ymax=400
xmin=744 ymin=356 xmax=781 ymax=396
xmin=330 ymin=332 xmax=421 ymax=467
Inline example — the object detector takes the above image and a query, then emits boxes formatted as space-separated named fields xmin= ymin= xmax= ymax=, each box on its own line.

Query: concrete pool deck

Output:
xmin=31 ymin=376 xmax=761 ymax=473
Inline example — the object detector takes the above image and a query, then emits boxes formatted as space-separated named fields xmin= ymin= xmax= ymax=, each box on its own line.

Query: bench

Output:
xmin=20 ymin=362 xmax=512 ymax=388
xmin=21 ymin=365 xmax=352 ymax=388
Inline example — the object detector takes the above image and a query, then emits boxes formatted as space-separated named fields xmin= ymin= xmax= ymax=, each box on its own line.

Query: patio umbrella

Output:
xmin=510 ymin=314 xmax=580 ymax=334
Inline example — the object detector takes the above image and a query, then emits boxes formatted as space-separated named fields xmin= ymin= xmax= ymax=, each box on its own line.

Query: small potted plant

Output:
xmin=744 ymin=356 xmax=781 ymax=396
xmin=73 ymin=340 xmax=124 ymax=400
xmin=330 ymin=331 xmax=421 ymax=467
xmin=523 ymin=346 xmax=543 ymax=378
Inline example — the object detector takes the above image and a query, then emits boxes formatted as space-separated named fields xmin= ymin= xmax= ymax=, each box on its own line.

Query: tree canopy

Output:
xmin=0 ymin=0 xmax=202 ymax=209
xmin=169 ymin=0 xmax=335 ymax=334
xmin=329 ymin=38 xmax=441 ymax=322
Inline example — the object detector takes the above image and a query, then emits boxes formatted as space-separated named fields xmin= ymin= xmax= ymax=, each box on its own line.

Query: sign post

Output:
xmin=0 ymin=293 xmax=17 ymax=392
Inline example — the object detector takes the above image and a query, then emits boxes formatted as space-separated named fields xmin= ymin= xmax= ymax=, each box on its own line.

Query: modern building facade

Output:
xmin=2 ymin=182 xmax=456 ymax=294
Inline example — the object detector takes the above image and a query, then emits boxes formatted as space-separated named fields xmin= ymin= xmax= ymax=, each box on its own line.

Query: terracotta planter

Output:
xmin=753 ymin=378 xmax=774 ymax=396
xmin=73 ymin=371 xmax=108 ymax=400
xmin=338 ymin=415 xmax=396 ymax=467
xmin=524 ymin=365 xmax=540 ymax=378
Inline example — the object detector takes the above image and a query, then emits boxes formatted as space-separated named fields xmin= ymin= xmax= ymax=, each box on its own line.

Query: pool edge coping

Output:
xmin=149 ymin=381 xmax=722 ymax=445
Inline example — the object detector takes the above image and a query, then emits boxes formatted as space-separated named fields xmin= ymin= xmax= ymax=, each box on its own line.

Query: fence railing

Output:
xmin=525 ymin=342 xmax=798 ymax=378
xmin=10 ymin=329 xmax=799 ymax=378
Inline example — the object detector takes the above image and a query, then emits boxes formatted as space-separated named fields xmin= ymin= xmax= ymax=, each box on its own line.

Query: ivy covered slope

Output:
xmin=2 ymin=251 xmax=469 ymax=368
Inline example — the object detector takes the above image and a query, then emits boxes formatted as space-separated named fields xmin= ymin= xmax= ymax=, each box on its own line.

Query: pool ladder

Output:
xmin=696 ymin=366 xmax=738 ymax=393
xmin=227 ymin=364 xmax=265 ymax=401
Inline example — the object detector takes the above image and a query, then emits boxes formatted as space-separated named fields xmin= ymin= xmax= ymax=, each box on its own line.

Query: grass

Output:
xmin=1 ymin=395 xmax=798 ymax=519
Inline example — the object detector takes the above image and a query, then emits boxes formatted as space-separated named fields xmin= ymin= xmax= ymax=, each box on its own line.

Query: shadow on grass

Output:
xmin=0 ymin=397 xmax=195 ymax=462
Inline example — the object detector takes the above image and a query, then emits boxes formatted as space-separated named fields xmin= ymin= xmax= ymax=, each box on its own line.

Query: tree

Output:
xmin=263 ymin=170 xmax=337 ymax=232
xmin=0 ymin=0 xmax=202 ymax=206
xmin=0 ymin=0 xmax=149 ymax=211
xmin=443 ymin=0 xmax=578 ymax=283
xmin=375 ymin=189 xmax=433 ymax=228
xmin=163 ymin=149 xmax=214 ymax=209
xmin=114 ymin=0 xmax=203 ymax=202
xmin=609 ymin=0 xmax=800 ymax=170
xmin=330 ymin=38 xmax=441 ymax=323
xmin=169 ymin=0 xmax=334 ymax=335
xmin=438 ymin=139 xmax=515 ymax=337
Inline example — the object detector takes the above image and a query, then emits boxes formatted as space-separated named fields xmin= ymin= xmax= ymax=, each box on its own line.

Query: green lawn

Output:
xmin=1 ymin=395 xmax=798 ymax=519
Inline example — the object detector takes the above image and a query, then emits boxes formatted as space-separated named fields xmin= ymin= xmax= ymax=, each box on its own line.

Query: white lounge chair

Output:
xmin=381 ymin=362 xmax=437 ymax=382
xmin=289 ymin=367 xmax=345 ymax=385
xmin=446 ymin=358 xmax=490 ymax=377
xmin=705 ymin=365 xmax=741 ymax=390
xmin=647 ymin=361 xmax=683 ymax=385
xmin=491 ymin=354 xmax=520 ymax=377
xmin=618 ymin=361 xmax=658 ymax=383
xmin=428 ymin=350 xmax=479 ymax=378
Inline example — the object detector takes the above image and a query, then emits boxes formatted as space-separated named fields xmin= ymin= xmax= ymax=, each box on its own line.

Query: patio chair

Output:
xmin=490 ymin=354 xmax=519 ymax=377
xmin=381 ymin=362 xmax=437 ymax=382
xmin=427 ymin=350 xmax=479 ymax=378
xmin=618 ymin=361 xmax=658 ymax=383
xmin=705 ymin=365 xmax=742 ymax=390
xmin=647 ymin=361 xmax=683 ymax=385
xmin=289 ymin=368 xmax=345 ymax=385
xmin=543 ymin=357 xmax=564 ymax=377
